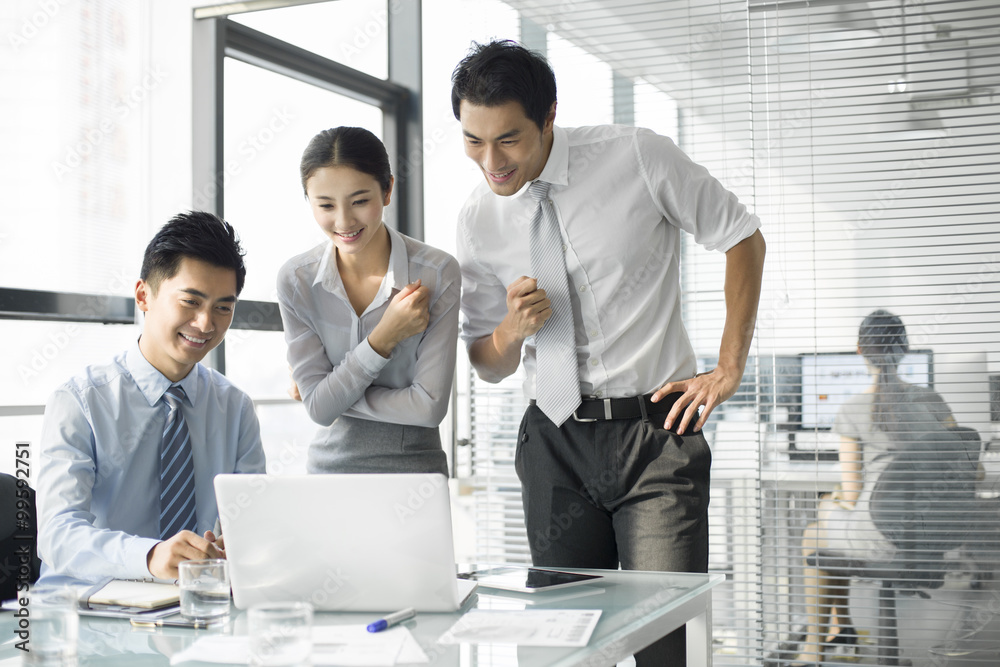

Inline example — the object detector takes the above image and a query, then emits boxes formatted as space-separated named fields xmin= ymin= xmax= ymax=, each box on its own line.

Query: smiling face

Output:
xmin=460 ymin=99 xmax=556 ymax=197
xmin=306 ymin=165 xmax=392 ymax=260
xmin=135 ymin=257 xmax=238 ymax=382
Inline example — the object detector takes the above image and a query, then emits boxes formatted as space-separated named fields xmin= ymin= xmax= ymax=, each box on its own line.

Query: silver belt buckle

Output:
xmin=572 ymin=398 xmax=612 ymax=422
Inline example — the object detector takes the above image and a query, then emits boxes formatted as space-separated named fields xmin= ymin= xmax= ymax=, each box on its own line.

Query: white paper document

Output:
xmin=169 ymin=625 xmax=427 ymax=666
xmin=438 ymin=609 xmax=602 ymax=647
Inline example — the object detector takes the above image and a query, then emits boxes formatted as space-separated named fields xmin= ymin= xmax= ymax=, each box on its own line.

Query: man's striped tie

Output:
xmin=528 ymin=180 xmax=582 ymax=426
xmin=159 ymin=385 xmax=197 ymax=539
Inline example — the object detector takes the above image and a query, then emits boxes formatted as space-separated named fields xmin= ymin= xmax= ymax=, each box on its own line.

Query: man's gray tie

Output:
xmin=528 ymin=180 xmax=582 ymax=426
xmin=159 ymin=385 xmax=197 ymax=539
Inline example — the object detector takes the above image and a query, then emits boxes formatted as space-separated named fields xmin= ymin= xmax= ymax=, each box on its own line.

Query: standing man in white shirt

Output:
xmin=36 ymin=212 xmax=266 ymax=587
xmin=451 ymin=40 xmax=765 ymax=665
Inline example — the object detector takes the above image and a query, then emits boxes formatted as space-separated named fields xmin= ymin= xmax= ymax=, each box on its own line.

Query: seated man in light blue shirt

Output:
xmin=36 ymin=211 xmax=266 ymax=586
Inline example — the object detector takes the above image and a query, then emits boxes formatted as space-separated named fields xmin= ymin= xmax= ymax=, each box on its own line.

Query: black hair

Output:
xmin=140 ymin=211 xmax=247 ymax=296
xmin=450 ymin=39 xmax=557 ymax=131
xmin=299 ymin=126 xmax=393 ymax=196
xmin=858 ymin=309 xmax=910 ymax=431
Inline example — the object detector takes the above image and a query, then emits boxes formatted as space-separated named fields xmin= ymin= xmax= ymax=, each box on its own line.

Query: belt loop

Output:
xmin=637 ymin=395 xmax=650 ymax=424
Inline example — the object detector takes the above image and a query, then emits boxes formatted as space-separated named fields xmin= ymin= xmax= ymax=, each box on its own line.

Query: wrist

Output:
xmin=367 ymin=329 xmax=397 ymax=359
xmin=146 ymin=542 xmax=161 ymax=576
xmin=493 ymin=319 xmax=524 ymax=358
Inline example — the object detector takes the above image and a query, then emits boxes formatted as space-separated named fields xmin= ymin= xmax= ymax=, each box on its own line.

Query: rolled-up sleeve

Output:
xmin=635 ymin=128 xmax=760 ymax=253
xmin=456 ymin=215 xmax=509 ymax=349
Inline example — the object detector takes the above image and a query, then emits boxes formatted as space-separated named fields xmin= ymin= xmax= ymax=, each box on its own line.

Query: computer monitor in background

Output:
xmin=799 ymin=350 xmax=934 ymax=430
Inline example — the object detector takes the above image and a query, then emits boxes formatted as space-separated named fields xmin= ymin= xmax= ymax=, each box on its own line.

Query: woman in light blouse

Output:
xmin=789 ymin=310 xmax=957 ymax=665
xmin=277 ymin=127 xmax=460 ymax=475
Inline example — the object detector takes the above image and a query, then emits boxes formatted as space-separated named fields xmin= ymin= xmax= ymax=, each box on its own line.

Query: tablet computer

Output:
xmin=457 ymin=566 xmax=602 ymax=593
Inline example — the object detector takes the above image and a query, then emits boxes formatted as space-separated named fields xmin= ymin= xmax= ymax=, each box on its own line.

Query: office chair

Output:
xmin=808 ymin=426 xmax=982 ymax=666
xmin=0 ymin=472 xmax=41 ymax=601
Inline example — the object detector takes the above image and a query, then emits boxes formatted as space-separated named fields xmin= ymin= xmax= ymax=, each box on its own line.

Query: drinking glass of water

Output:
xmin=178 ymin=558 xmax=231 ymax=623
xmin=25 ymin=585 xmax=79 ymax=666
xmin=248 ymin=602 xmax=313 ymax=666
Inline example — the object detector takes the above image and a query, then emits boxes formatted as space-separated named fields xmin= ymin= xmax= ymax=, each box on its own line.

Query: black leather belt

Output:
xmin=531 ymin=392 xmax=686 ymax=422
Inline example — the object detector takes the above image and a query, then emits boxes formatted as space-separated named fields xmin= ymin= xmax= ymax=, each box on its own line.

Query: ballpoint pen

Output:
xmin=366 ymin=607 xmax=416 ymax=633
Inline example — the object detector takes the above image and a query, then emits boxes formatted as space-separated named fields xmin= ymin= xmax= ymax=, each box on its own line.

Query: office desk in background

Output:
xmin=0 ymin=569 xmax=724 ymax=667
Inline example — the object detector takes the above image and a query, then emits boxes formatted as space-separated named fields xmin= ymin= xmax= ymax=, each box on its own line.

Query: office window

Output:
xmin=221 ymin=58 xmax=383 ymax=302
xmin=748 ymin=0 xmax=1000 ymax=663
xmin=230 ymin=0 xmax=388 ymax=80
xmin=0 ymin=0 xmax=151 ymax=479
xmin=192 ymin=3 xmax=414 ymax=475
xmin=429 ymin=0 xmax=1000 ymax=663
xmin=0 ymin=0 xmax=148 ymax=295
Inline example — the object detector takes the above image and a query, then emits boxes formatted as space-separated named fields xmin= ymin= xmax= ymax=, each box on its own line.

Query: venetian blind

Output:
xmin=462 ymin=0 xmax=1000 ymax=664
xmin=748 ymin=0 xmax=1000 ymax=664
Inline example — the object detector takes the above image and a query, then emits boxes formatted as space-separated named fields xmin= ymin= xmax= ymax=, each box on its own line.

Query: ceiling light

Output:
xmin=894 ymin=108 xmax=947 ymax=141
xmin=751 ymin=1 xmax=883 ymax=53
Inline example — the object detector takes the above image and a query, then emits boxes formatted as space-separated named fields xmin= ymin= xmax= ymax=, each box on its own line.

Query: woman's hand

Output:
xmin=287 ymin=365 xmax=302 ymax=401
xmin=368 ymin=280 xmax=430 ymax=358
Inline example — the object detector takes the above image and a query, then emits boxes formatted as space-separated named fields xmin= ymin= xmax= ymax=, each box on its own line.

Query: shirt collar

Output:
xmin=126 ymin=338 xmax=199 ymax=408
xmin=384 ymin=224 xmax=410 ymax=290
xmin=506 ymin=125 xmax=569 ymax=199
xmin=312 ymin=226 xmax=410 ymax=297
xmin=313 ymin=239 xmax=340 ymax=291
xmin=536 ymin=125 xmax=569 ymax=187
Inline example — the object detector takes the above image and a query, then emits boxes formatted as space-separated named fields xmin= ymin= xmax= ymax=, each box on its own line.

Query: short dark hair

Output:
xmin=299 ymin=126 xmax=392 ymax=196
xmin=140 ymin=211 xmax=247 ymax=296
xmin=451 ymin=39 xmax=557 ymax=131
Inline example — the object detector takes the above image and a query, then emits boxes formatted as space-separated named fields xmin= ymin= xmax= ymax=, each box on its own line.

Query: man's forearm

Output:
xmin=718 ymin=230 xmax=766 ymax=375
xmin=469 ymin=325 xmax=524 ymax=383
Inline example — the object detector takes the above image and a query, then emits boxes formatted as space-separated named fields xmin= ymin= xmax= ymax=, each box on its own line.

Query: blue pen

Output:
xmin=367 ymin=607 xmax=416 ymax=633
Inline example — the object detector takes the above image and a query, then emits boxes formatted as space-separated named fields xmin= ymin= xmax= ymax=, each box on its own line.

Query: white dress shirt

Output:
xmin=277 ymin=224 xmax=460 ymax=428
xmin=36 ymin=341 xmax=266 ymax=587
xmin=457 ymin=124 xmax=761 ymax=400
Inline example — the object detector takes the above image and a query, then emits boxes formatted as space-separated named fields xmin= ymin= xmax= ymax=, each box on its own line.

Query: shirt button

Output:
xmin=562 ymin=244 xmax=567 ymax=252
xmin=590 ymin=359 xmax=599 ymax=366
xmin=579 ymin=285 xmax=588 ymax=293
xmin=596 ymin=390 xmax=604 ymax=398
xmin=589 ymin=329 xmax=599 ymax=338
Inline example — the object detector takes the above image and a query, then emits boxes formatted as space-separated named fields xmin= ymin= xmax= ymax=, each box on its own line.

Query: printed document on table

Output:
xmin=168 ymin=625 xmax=423 ymax=665
xmin=438 ymin=609 xmax=602 ymax=647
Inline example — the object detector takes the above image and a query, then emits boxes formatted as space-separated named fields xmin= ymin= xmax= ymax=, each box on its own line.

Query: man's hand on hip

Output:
xmin=651 ymin=366 xmax=743 ymax=435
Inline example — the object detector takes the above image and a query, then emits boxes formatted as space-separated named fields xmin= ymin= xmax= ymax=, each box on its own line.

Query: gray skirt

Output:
xmin=307 ymin=415 xmax=448 ymax=476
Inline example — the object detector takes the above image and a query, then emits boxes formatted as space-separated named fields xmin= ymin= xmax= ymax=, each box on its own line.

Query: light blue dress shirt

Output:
xmin=35 ymin=340 xmax=266 ymax=587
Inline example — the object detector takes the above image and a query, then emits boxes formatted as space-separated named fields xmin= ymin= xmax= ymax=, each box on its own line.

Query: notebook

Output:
xmin=83 ymin=579 xmax=179 ymax=610
xmin=214 ymin=473 xmax=477 ymax=612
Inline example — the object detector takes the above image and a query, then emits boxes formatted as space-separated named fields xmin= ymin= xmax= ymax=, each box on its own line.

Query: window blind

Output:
xmin=749 ymin=0 xmax=1000 ymax=664
xmin=462 ymin=0 xmax=1000 ymax=664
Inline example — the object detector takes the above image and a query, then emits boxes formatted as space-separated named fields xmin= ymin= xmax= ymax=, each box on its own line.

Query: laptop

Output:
xmin=214 ymin=473 xmax=477 ymax=612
